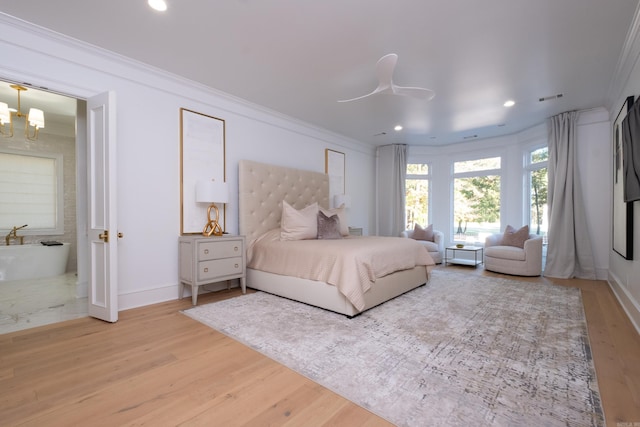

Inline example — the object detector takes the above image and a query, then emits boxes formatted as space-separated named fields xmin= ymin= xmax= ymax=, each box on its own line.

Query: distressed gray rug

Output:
xmin=183 ymin=269 xmax=604 ymax=427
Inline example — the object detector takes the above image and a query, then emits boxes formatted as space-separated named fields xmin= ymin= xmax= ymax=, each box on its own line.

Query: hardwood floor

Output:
xmin=1 ymin=267 xmax=639 ymax=426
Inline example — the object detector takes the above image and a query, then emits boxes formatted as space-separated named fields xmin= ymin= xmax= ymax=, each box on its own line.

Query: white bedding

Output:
xmin=248 ymin=229 xmax=435 ymax=310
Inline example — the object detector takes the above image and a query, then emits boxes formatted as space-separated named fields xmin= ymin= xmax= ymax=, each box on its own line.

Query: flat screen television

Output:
xmin=622 ymin=97 xmax=640 ymax=202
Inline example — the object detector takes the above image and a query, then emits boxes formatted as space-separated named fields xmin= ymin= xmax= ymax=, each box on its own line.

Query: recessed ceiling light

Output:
xmin=148 ymin=0 xmax=167 ymax=11
xmin=503 ymin=100 xmax=515 ymax=107
xmin=394 ymin=125 xmax=403 ymax=131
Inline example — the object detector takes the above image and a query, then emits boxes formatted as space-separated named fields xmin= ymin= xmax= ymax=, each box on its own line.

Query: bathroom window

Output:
xmin=0 ymin=149 xmax=64 ymax=235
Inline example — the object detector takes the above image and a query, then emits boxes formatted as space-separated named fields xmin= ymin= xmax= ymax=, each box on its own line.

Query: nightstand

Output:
xmin=178 ymin=235 xmax=246 ymax=305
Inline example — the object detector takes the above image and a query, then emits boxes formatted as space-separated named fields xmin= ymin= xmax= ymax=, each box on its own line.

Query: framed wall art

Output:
xmin=325 ymin=149 xmax=345 ymax=205
xmin=180 ymin=108 xmax=226 ymax=235
xmin=612 ymin=96 xmax=634 ymax=260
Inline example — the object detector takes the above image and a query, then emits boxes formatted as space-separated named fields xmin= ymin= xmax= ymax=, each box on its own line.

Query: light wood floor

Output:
xmin=1 ymin=266 xmax=639 ymax=426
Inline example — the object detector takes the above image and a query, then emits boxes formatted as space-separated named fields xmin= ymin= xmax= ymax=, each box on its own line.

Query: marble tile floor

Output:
xmin=0 ymin=272 xmax=87 ymax=334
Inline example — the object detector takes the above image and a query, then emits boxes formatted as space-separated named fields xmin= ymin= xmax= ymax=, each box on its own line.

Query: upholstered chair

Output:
xmin=484 ymin=228 xmax=543 ymax=276
xmin=401 ymin=226 xmax=444 ymax=264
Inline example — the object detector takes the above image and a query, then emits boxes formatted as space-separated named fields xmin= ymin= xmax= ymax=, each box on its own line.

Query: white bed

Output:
xmin=238 ymin=159 xmax=433 ymax=317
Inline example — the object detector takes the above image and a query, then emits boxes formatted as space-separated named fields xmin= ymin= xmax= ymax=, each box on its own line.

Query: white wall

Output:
xmin=0 ymin=15 xmax=375 ymax=310
xmin=407 ymin=109 xmax=611 ymax=280
xmin=608 ymin=12 xmax=640 ymax=333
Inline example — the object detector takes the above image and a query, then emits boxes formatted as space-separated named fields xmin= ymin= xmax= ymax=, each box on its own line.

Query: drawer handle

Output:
xmin=204 ymin=267 xmax=209 ymax=273
xmin=234 ymin=246 xmax=238 ymax=252
xmin=234 ymin=263 xmax=239 ymax=268
xmin=204 ymin=249 xmax=209 ymax=255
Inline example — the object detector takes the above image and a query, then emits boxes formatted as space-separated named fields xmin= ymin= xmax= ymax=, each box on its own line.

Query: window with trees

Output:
xmin=405 ymin=163 xmax=430 ymax=230
xmin=526 ymin=147 xmax=548 ymax=240
xmin=453 ymin=157 xmax=501 ymax=243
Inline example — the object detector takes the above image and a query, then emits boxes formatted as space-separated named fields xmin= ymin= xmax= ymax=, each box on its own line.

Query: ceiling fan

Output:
xmin=338 ymin=53 xmax=435 ymax=103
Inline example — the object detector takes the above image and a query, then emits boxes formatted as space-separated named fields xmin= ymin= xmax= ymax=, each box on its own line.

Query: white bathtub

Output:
xmin=0 ymin=243 xmax=70 ymax=281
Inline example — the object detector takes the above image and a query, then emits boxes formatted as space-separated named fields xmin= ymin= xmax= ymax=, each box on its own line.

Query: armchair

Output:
xmin=484 ymin=232 xmax=543 ymax=276
xmin=401 ymin=228 xmax=444 ymax=264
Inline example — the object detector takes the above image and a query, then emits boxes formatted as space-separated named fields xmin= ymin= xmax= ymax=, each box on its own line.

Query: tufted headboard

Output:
xmin=238 ymin=160 xmax=330 ymax=247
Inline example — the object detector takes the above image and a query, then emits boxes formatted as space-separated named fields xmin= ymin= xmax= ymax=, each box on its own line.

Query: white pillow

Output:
xmin=319 ymin=204 xmax=349 ymax=236
xmin=280 ymin=201 xmax=318 ymax=240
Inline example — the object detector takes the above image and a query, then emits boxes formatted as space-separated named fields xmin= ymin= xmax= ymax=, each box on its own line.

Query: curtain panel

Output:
xmin=544 ymin=111 xmax=596 ymax=279
xmin=376 ymin=144 xmax=407 ymax=237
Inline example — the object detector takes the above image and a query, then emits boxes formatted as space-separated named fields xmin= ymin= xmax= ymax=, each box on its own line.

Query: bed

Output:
xmin=238 ymin=159 xmax=435 ymax=317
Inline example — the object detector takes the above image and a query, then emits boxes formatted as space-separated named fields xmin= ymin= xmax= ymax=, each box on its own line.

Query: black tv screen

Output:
xmin=622 ymin=98 xmax=640 ymax=202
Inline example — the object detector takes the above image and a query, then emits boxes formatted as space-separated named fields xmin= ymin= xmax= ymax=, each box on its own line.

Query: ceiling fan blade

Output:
xmin=392 ymin=86 xmax=436 ymax=101
xmin=375 ymin=53 xmax=398 ymax=88
xmin=337 ymin=54 xmax=398 ymax=103
xmin=337 ymin=86 xmax=389 ymax=103
xmin=337 ymin=53 xmax=435 ymax=103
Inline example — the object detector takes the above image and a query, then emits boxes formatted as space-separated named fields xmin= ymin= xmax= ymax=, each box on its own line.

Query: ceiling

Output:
xmin=1 ymin=0 xmax=638 ymax=146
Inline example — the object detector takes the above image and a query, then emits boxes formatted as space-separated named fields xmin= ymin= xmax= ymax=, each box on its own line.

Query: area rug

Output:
xmin=183 ymin=269 xmax=604 ymax=427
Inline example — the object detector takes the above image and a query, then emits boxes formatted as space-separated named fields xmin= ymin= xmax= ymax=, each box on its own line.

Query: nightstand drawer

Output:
xmin=199 ymin=240 xmax=243 ymax=260
xmin=199 ymin=257 xmax=243 ymax=281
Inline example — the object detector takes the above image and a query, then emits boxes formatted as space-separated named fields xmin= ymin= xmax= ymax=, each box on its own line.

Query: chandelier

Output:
xmin=0 ymin=84 xmax=45 ymax=141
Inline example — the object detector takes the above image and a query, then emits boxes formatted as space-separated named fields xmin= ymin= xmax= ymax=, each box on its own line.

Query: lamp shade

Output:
xmin=0 ymin=102 xmax=10 ymax=125
xmin=334 ymin=194 xmax=351 ymax=209
xmin=27 ymin=108 xmax=45 ymax=129
xmin=196 ymin=180 xmax=229 ymax=204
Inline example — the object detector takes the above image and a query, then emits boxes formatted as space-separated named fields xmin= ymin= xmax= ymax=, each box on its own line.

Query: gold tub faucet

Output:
xmin=5 ymin=224 xmax=27 ymax=245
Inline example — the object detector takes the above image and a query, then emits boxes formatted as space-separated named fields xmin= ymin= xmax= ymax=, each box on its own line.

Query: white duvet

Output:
xmin=247 ymin=229 xmax=435 ymax=310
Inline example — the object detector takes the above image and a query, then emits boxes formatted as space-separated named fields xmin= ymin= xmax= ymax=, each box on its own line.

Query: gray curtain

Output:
xmin=544 ymin=111 xmax=596 ymax=279
xmin=376 ymin=144 xmax=407 ymax=236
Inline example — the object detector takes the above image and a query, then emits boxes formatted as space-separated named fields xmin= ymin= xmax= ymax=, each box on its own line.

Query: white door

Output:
xmin=87 ymin=91 xmax=118 ymax=322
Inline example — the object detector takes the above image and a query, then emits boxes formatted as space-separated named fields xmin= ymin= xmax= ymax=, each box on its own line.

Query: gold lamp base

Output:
xmin=202 ymin=203 xmax=223 ymax=237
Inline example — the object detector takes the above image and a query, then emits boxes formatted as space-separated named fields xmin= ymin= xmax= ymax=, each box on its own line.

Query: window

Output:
xmin=526 ymin=147 xmax=548 ymax=240
xmin=405 ymin=163 xmax=430 ymax=229
xmin=453 ymin=157 xmax=501 ymax=243
xmin=0 ymin=149 xmax=64 ymax=235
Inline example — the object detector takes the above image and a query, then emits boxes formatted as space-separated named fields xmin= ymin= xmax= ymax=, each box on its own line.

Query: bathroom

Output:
xmin=0 ymin=80 xmax=84 ymax=333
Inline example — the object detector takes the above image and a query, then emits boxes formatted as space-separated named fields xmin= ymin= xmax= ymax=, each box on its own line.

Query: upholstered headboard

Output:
xmin=238 ymin=160 xmax=330 ymax=247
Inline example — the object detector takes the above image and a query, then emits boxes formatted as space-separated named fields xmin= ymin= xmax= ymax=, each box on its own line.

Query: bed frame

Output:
xmin=238 ymin=159 xmax=428 ymax=317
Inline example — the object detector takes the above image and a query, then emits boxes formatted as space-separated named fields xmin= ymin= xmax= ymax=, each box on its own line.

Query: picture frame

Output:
xmin=612 ymin=96 xmax=634 ymax=260
xmin=325 ymin=149 xmax=345 ymax=205
xmin=180 ymin=108 xmax=226 ymax=235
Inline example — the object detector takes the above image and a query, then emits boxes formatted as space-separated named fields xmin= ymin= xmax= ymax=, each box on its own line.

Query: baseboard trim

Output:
xmin=607 ymin=271 xmax=640 ymax=336
xmin=118 ymin=280 xmax=241 ymax=311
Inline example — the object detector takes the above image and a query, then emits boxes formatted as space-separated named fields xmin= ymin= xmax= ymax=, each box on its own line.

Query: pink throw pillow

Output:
xmin=412 ymin=223 xmax=434 ymax=242
xmin=502 ymin=225 xmax=529 ymax=248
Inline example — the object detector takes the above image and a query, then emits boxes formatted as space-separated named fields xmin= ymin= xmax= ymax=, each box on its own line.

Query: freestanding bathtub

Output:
xmin=0 ymin=243 xmax=70 ymax=281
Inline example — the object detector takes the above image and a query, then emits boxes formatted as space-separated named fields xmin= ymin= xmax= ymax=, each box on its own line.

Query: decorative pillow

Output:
xmin=319 ymin=204 xmax=349 ymax=236
xmin=280 ymin=201 xmax=318 ymax=241
xmin=502 ymin=225 xmax=530 ymax=248
xmin=411 ymin=223 xmax=434 ymax=242
xmin=317 ymin=211 xmax=342 ymax=240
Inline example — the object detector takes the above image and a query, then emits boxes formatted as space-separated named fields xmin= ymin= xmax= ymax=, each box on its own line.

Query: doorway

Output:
xmin=0 ymin=80 xmax=87 ymax=334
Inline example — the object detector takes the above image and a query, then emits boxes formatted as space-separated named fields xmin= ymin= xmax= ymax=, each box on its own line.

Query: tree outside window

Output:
xmin=405 ymin=164 xmax=429 ymax=230
xmin=453 ymin=157 xmax=501 ymax=242
xmin=528 ymin=147 xmax=548 ymax=238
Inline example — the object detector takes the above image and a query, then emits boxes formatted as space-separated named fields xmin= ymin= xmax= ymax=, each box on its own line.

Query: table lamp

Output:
xmin=196 ymin=179 xmax=229 ymax=236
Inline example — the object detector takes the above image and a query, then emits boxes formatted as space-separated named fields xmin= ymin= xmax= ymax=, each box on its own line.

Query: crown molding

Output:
xmin=605 ymin=2 xmax=640 ymax=112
